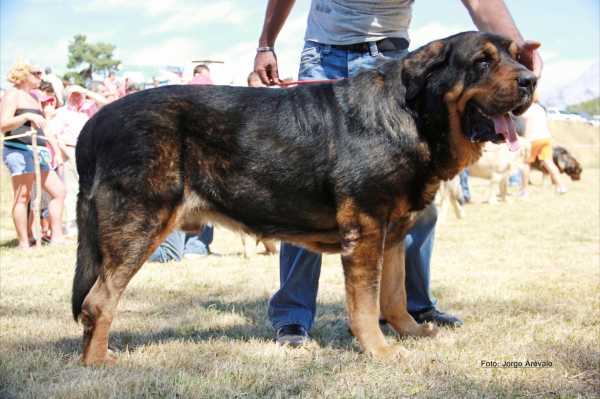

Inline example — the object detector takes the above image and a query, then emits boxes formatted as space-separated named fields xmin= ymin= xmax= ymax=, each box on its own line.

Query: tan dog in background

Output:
xmin=437 ymin=175 xmax=465 ymax=223
xmin=469 ymin=137 xmax=531 ymax=204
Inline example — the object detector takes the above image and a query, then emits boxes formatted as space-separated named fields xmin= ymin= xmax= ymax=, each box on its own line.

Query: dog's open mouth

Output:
xmin=464 ymin=102 xmax=520 ymax=152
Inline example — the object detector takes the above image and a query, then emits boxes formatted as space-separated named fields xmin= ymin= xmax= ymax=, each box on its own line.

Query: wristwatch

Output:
xmin=256 ymin=47 xmax=275 ymax=52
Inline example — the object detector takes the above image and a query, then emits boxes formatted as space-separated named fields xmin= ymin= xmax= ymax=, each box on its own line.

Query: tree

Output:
xmin=61 ymin=71 xmax=86 ymax=86
xmin=67 ymin=34 xmax=121 ymax=81
xmin=567 ymin=97 xmax=600 ymax=117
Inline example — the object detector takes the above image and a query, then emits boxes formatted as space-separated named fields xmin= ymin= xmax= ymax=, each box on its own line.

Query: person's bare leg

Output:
xmin=11 ymin=174 xmax=34 ymax=248
xmin=40 ymin=170 xmax=68 ymax=242
xmin=541 ymin=159 xmax=563 ymax=188
xmin=521 ymin=163 xmax=531 ymax=192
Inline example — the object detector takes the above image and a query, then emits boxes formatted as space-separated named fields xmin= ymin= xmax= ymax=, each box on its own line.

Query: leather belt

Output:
xmin=331 ymin=37 xmax=409 ymax=52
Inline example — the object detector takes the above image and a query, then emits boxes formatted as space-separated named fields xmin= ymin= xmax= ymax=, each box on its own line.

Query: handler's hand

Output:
xmin=254 ymin=51 xmax=280 ymax=86
xmin=517 ymin=40 xmax=543 ymax=80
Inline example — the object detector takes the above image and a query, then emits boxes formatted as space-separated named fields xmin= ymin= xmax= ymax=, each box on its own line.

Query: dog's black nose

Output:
xmin=517 ymin=72 xmax=537 ymax=90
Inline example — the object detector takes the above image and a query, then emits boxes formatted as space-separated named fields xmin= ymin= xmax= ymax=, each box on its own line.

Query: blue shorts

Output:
xmin=2 ymin=146 xmax=51 ymax=176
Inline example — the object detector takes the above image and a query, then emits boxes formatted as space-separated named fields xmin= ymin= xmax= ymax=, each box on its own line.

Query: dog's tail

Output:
xmin=72 ymin=118 xmax=102 ymax=322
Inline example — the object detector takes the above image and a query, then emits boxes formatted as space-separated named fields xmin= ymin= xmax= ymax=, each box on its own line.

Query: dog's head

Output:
xmin=400 ymin=31 xmax=537 ymax=154
xmin=554 ymin=146 xmax=582 ymax=180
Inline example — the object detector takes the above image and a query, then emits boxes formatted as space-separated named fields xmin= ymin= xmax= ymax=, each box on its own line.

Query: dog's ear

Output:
xmin=403 ymin=40 xmax=449 ymax=100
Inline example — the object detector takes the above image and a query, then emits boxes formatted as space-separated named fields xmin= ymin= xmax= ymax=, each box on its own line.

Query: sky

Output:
xmin=1 ymin=0 xmax=599 ymax=92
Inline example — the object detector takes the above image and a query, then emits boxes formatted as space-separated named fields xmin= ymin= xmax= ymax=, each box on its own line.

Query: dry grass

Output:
xmin=0 ymin=165 xmax=598 ymax=398
xmin=548 ymin=121 xmax=599 ymax=168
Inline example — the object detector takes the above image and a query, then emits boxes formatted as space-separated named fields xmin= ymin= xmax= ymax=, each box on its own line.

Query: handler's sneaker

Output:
xmin=275 ymin=324 xmax=311 ymax=347
xmin=555 ymin=186 xmax=567 ymax=195
xmin=512 ymin=189 xmax=528 ymax=197
xmin=409 ymin=308 xmax=463 ymax=328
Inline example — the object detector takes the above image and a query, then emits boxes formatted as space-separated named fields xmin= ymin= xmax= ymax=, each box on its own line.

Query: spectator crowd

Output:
xmin=0 ymin=57 xmax=266 ymax=254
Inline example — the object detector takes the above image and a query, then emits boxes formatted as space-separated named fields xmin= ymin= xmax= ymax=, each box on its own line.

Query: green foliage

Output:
xmin=67 ymin=34 xmax=121 ymax=79
xmin=61 ymin=71 xmax=85 ymax=86
xmin=567 ymin=97 xmax=600 ymax=116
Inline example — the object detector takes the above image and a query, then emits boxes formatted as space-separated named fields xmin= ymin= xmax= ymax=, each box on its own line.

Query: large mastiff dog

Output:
xmin=72 ymin=32 xmax=536 ymax=364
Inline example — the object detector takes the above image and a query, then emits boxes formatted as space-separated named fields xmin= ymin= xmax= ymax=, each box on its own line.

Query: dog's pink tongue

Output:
xmin=492 ymin=114 xmax=520 ymax=152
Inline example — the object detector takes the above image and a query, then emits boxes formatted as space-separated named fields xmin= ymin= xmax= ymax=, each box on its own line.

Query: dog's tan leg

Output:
xmin=499 ymin=175 xmax=512 ymax=202
xmin=379 ymin=241 xmax=439 ymax=339
xmin=241 ymin=234 xmax=257 ymax=259
xmin=339 ymin=204 xmax=406 ymax=359
xmin=80 ymin=202 xmax=180 ymax=365
xmin=450 ymin=197 xmax=465 ymax=219
xmin=542 ymin=171 xmax=549 ymax=186
xmin=262 ymin=239 xmax=279 ymax=255
xmin=81 ymin=274 xmax=125 ymax=365
xmin=489 ymin=173 xmax=501 ymax=205
xmin=438 ymin=188 xmax=449 ymax=224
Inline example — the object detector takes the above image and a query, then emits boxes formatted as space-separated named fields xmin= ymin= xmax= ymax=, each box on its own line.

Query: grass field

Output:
xmin=548 ymin=121 xmax=599 ymax=168
xmin=0 ymin=163 xmax=598 ymax=398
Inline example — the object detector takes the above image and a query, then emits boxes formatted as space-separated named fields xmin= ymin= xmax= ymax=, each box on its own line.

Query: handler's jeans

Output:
xmin=268 ymin=42 xmax=438 ymax=331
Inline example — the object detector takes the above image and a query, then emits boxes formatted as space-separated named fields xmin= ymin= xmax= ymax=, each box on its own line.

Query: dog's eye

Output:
xmin=475 ymin=53 xmax=492 ymax=67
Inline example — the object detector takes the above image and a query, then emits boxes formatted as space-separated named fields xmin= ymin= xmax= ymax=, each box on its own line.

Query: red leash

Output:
xmin=277 ymin=78 xmax=343 ymax=86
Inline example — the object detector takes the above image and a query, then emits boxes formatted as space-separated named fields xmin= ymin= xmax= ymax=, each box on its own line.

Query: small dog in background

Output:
xmin=531 ymin=145 xmax=582 ymax=183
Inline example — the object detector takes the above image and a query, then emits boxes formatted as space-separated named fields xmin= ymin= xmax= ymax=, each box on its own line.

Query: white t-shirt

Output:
xmin=305 ymin=0 xmax=414 ymax=45
xmin=49 ymin=105 xmax=92 ymax=145
xmin=523 ymin=103 xmax=551 ymax=142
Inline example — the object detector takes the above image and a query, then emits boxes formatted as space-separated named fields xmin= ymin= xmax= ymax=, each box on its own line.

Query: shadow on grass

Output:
xmin=33 ymin=296 xmax=356 ymax=359
xmin=0 ymin=238 xmax=19 ymax=249
xmin=6 ymin=281 xmax=598 ymax=374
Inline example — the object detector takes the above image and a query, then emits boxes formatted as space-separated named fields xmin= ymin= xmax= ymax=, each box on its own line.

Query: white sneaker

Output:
xmin=512 ymin=189 xmax=529 ymax=197
xmin=64 ymin=227 xmax=78 ymax=237
xmin=555 ymin=186 xmax=567 ymax=195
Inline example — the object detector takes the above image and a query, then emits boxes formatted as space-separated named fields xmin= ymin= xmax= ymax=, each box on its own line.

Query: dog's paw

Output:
xmin=84 ymin=348 xmax=118 ymax=366
xmin=368 ymin=344 xmax=410 ymax=359
xmin=418 ymin=322 xmax=440 ymax=338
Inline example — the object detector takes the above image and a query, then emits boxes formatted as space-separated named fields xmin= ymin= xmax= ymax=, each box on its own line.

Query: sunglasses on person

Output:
xmin=30 ymin=71 xmax=42 ymax=77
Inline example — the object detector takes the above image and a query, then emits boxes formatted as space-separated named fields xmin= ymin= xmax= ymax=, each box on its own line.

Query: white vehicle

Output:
xmin=545 ymin=107 xmax=584 ymax=122
xmin=575 ymin=112 xmax=600 ymax=127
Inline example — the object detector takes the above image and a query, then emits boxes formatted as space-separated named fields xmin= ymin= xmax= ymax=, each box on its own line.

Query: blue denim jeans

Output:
xmin=148 ymin=224 xmax=213 ymax=262
xmin=149 ymin=230 xmax=186 ymax=262
xmin=509 ymin=170 xmax=522 ymax=186
xmin=460 ymin=168 xmax=471 ymax=202
xmin=184 ymin=223 xmax=213 ymax=255
xmin=268 ymin=42 xmax=438 ymax=331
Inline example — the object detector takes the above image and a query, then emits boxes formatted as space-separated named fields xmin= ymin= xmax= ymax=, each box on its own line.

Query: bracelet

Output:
xmin=256 ymin=46 xmax=275 ymax=52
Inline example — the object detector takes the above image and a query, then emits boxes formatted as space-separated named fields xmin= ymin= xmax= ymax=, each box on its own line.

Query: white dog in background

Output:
xmin=438 ymin=137 xmax=531 ymax=222
xmin=469 ymin=137 xmax=531 ymax=205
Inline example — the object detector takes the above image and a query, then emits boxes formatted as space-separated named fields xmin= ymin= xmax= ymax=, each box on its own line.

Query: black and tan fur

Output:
xmin=72 ymin=32 xmax=536 ymax=364
xmin=531 ymin=145 xmax=582 ymax=182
